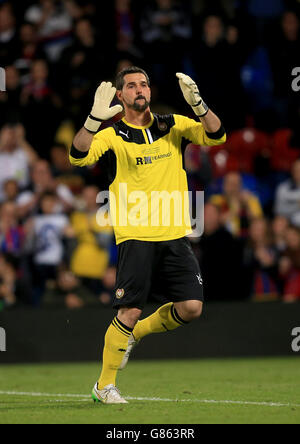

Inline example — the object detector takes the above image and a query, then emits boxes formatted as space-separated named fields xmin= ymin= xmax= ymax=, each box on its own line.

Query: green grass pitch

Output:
xmin=0 ymin=357 xmax=299 ymax=424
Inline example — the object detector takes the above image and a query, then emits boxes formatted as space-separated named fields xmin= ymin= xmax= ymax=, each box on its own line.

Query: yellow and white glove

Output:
xmin=84 ymin=82 xmax=123 ymax=133
xmin=176 ymin=73 xmax=209 ymax=118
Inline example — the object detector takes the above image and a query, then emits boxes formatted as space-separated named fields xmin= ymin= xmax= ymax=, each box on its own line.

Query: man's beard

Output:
xmin=124 ymin=96 xmax=150 ymax=112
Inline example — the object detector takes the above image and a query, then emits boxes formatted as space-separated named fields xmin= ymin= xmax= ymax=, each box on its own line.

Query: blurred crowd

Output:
xmin=1 ymin=0 xmax=300 ymax=310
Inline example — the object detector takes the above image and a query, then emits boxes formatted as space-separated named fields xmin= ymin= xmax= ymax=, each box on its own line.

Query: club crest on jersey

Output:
xmin=116 ymin=288 xmax=125 ymax=299
xmin=158 ymin=122 xmax=168 ymax=132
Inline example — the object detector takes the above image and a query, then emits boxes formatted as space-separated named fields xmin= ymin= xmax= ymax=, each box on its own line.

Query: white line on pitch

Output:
xmin=0 ymin=391 xmax=299 ymax=408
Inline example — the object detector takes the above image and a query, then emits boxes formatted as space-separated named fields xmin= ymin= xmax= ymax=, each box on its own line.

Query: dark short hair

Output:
xmin=40 ymin=191 xmax=57 ymax=202
xmin=116 ymin=66 xmax=150 ymax=91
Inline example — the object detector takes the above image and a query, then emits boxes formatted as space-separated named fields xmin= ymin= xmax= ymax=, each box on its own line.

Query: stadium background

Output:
xmin=1 ymin=0 xmax=300 ymax=309
xmin=1 ymin=1 xmax=300 ymax=426
xmin=0 ymin=0 xmax=300 ymax=334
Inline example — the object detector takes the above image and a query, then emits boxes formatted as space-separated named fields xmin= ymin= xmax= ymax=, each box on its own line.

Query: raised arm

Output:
xmin=73 ymin=127 xmax=94 ymax=153
xmin=72 ymin=82 xmax=123 ymax=154
xmin=176 ymin=73 xmax=222 ymax=133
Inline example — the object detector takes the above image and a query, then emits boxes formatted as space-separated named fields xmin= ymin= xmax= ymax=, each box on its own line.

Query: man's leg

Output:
xmin=97 ymin=307 xmax=142 ymax=389
xmin=174 ymin=300 xmax=203 ymax=322
xmin=120 ymin=239 xmax=204 ymax=371
xmin=133 ymin=238 xmax=204 ymax=341
xmin=133 ymin=300 xmax=203 ymax=341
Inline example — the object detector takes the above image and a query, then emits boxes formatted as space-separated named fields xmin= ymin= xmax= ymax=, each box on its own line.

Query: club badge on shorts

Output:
xmin=116 ymin=288 xmax=125 ymax=299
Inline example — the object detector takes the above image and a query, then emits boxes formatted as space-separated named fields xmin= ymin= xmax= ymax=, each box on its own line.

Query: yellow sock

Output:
xmin=133 ymin=302 xmax=188 ymax=341
xmin=98 ymin=317 xmax=132 ymax=390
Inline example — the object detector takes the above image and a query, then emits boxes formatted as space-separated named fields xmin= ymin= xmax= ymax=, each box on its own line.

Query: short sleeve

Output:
xmin=69 ymin=127 xmax=114 ymax=167
xmin=174 ymin=114 xmax=226 ymax=147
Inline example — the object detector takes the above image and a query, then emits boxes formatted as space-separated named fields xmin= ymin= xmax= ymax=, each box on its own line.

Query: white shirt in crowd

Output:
xmin=17 ymin=184 xmax=75 ymax=214
xmin=33 ymin=214 xmax=69 ymax=266
xmin=0 ymin=148 xmax=30 ymax=202
xmin=25 ymin=3 xmax=72 ymax=61
xmin=275 ymin=180 xmax=300 ymax=227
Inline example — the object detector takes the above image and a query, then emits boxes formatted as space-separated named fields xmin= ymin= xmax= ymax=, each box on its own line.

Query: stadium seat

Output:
xmin=270 ymin=129 xmax=300 ymax=171
xmin=224 ymin=128 xmax=270 ymax=173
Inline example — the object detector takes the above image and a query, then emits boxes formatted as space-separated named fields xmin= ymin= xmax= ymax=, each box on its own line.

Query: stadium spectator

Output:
xmin=14 ymin=22 xmax=46 ymax=76
xmin=184 ymin=144 xmax=213 ymax=192
xmin=0 ymin=252 xmax=31 ymax=309
xmin=50 ymin=143 xmax=85 ymax=195
xmin=0 ymin=123 xmax=38 ymax=202
xmin=274 ymin=159 xmax=300 ymax=226
xmin=17 ymin=159 xmax=75 ymax=219
xmin=246 ymin=0 xmax=285 ymax=43
xmin=43 ymin=267 xmax=97 ymax=308
xmin=57 ymin=17 xmax=113 ymax=129
xmin=272 ymin=215 xmax=289 ymax=254
xmin=70 ymin=185 xmax=113 ymax=297
xmin=62 ymin=0 xmax=97 ymax=22
xmin=0 ymin=65 xmax=22 ymax=127
xmin=0 ymin=201 xmax=24 ymax=257
xmin=192 ymin=0 xmax=236 ymax=19
xmin=20 ymin=59 xmax=63 ymax=155
xmin=279 ymin=225 xmax=300 ymax=302
xmin=242 ymin=217 xmax=279 ymax=301
xmin=139 ymin=0 xmax=192 ymax=52
xmin=59 ymin=17 xmax=109 ymax=85
xmin=139 ymin=0 xmax=192 ymax=103
xmin=24 ymin=0 xmax=73 ymax=62
xmin=268 ymin=10 xmax=300 ymax=125
xmin=0 ymin=253 xmax=16 ymax=308
xmin=99 ymin=265 xmax=117 ymax=306
xmin=0 ymin=0 xmax=300 ymax=305
xmin=114 ymin=0 xmax=139 ymax=58
xmin=191 ymin=15 xmax=245 ymax=127
xmin=2 ymin=179 xmax=20 ymax=203
xmin=210 ymin=172 xmax=263 ymax=237
xmin=197 ymin=203 xmax=243 ymax=301
xmin=24 ymin=191 xmax=74 ymax=304
xmin=0 ymin=2 xmax=18 ymax=65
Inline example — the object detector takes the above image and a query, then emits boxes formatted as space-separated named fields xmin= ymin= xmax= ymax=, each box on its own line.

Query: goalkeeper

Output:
xmin=70 ymin=67 xmax=226 ymax=404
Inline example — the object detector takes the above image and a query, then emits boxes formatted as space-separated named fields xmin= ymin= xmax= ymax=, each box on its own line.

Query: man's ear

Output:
xmin=116 ymin=90 xmax=122 ymax=102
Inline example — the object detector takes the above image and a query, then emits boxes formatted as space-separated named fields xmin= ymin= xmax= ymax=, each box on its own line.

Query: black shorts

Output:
xmin=113 ymin=237 xmax=204 ymax=310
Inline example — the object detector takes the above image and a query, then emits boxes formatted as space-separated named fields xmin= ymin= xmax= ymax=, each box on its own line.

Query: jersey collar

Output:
xmin=122 ymin=113 xmax=154 ymax=130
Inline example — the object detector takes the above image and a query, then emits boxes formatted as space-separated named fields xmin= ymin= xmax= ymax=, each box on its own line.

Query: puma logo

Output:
xmin=119 ymin=130 xmax=130 ymax=139
xmin=196 ymin=273 xmax=203 ymax=285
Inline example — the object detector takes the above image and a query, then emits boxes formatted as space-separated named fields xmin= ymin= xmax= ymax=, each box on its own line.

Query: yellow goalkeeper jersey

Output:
xmin=70 ymin=113 xmax=226 ymax=245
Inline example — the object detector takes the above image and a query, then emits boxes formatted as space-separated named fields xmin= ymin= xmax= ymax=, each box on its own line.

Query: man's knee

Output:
xmin=117 ymin=307 xmax=142 ymax=328
xmin=175 ymin=300 xmax=203 ymax=322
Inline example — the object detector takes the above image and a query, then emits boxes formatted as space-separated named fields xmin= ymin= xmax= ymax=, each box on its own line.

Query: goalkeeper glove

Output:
xmin=84 ymin=82 xmax=123 ymax=133
xmin=176 ymin=73 xmax=209 ymax=117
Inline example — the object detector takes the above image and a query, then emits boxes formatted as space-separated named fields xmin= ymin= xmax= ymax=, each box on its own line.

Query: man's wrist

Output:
xmin=84 ymin=114 xmax=104 ymax=133
xmin=192 ymin=100 xmax=209 ymax=117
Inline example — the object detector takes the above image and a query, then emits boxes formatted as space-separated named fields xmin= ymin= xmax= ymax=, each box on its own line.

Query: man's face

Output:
xmin=41 ymin=196 xmax=56 ymax=215
xmin=117 ymin=73 xmax=151 ymax=112
xmin=204 ymin=204 xmax=221 ymax=235
xmin=224 ymin=173 xmax=242 ymax=197
xmin=82 ymin=186 xmax=99 ymax=209
xmin=32 ymin=161 xmax=52 ymax=186
xmin=0 ymin=127 xmax=17 ymax=151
